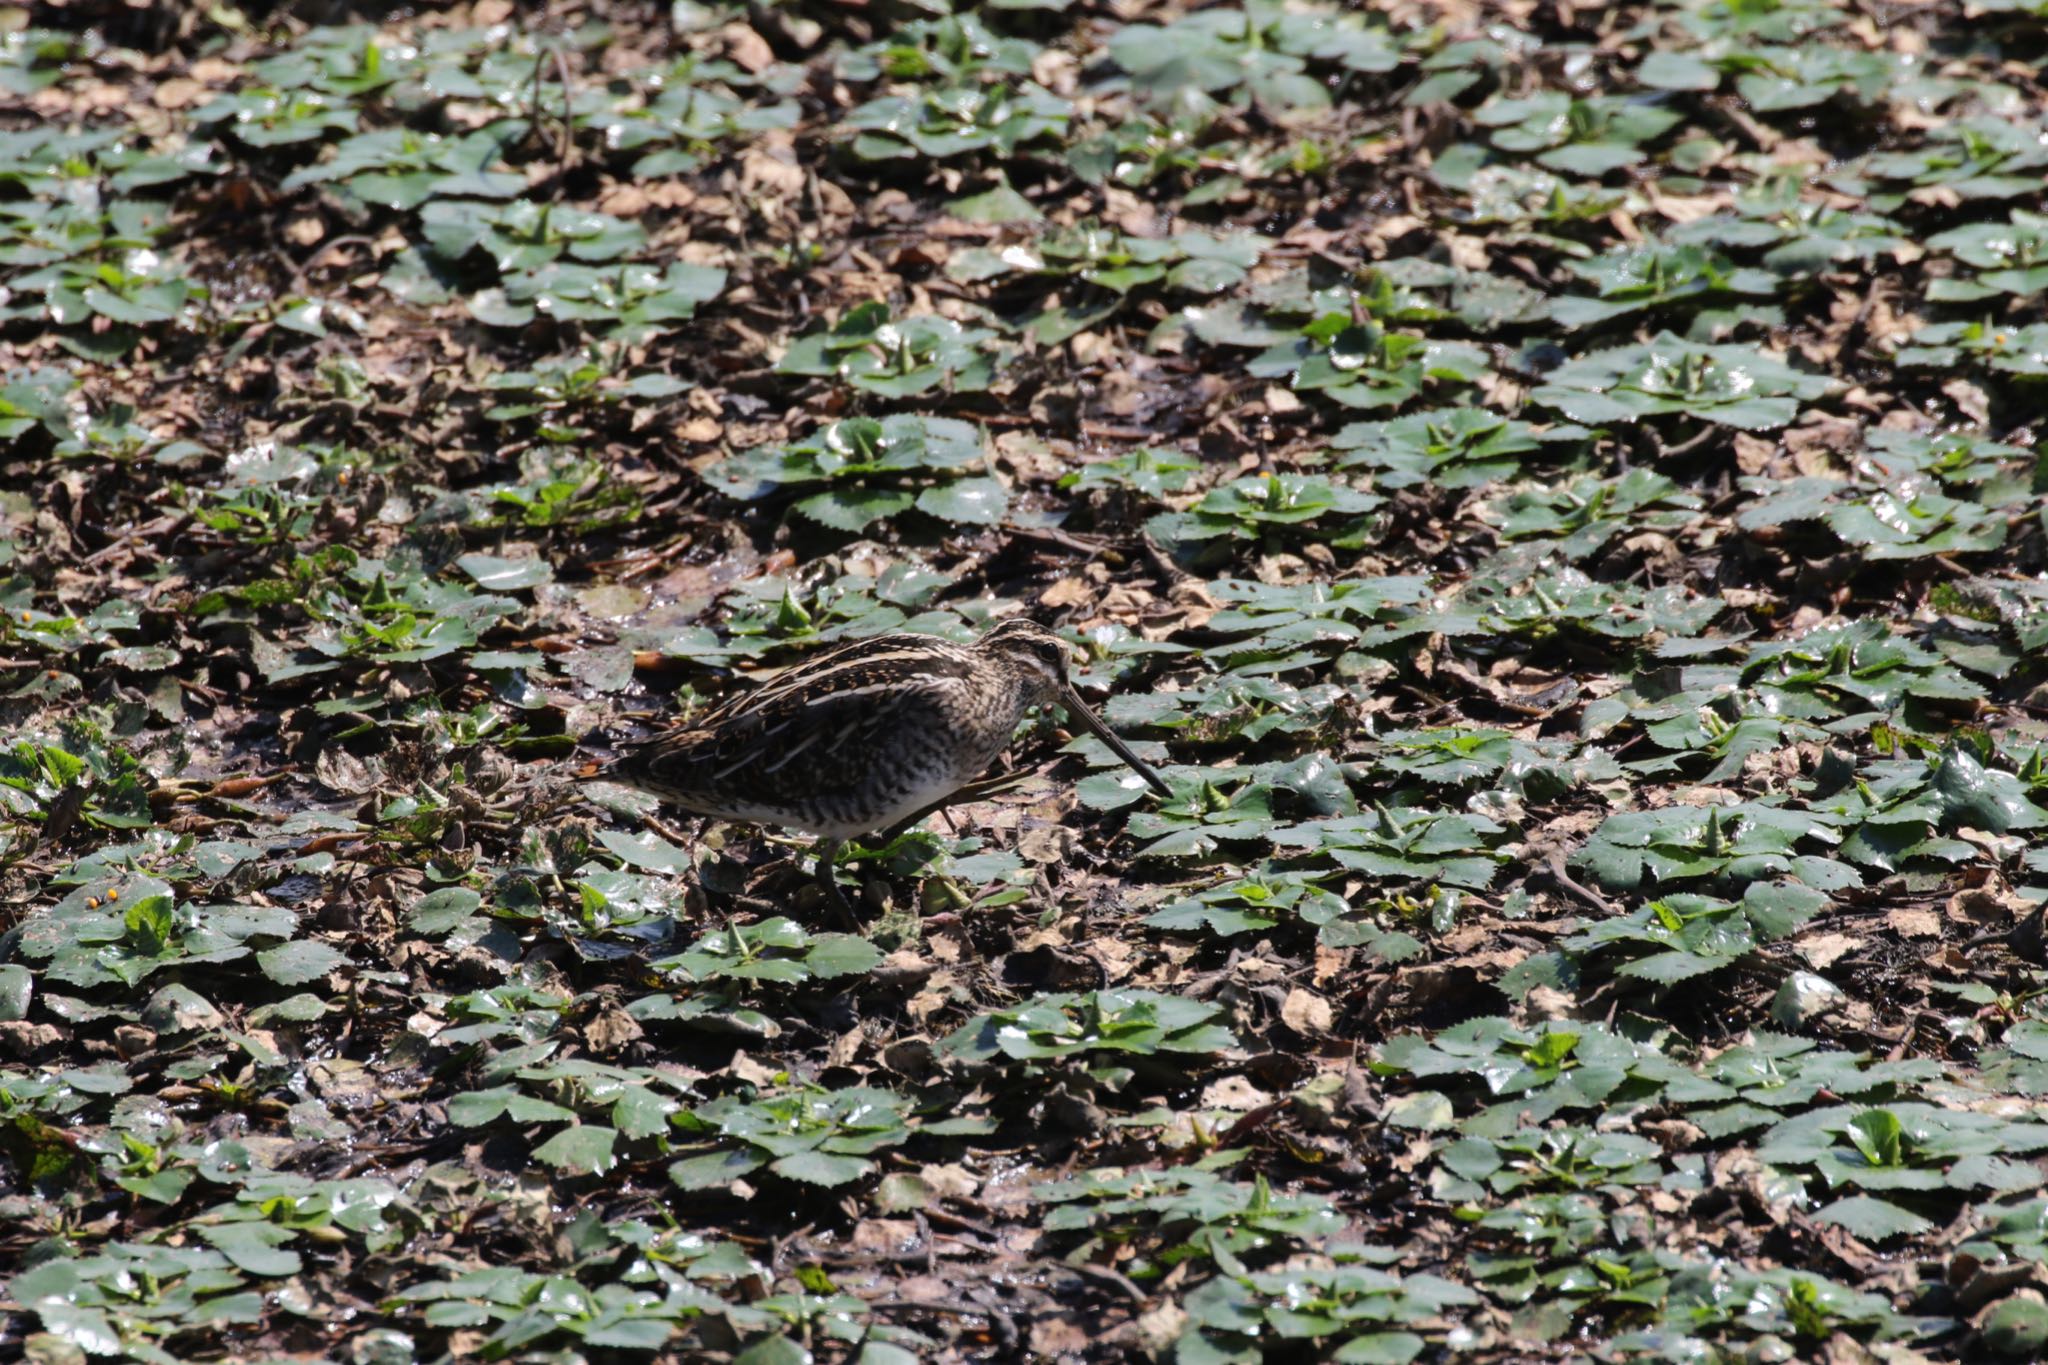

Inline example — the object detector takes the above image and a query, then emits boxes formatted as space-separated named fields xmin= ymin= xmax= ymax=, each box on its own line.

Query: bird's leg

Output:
xmin=873 ymin=811 xmax=931 ymax=848
xmin=643 ymin=810 xmax=695 ymax=848
xmin=812 ymin=837 xmax=859 ymax=929
xmin=873 ymin=769 xmax=1034 ymax=846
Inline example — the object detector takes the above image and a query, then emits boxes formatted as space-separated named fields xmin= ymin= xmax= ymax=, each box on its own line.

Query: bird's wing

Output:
xmin=613 ymin=657 xmax=969 ymax=809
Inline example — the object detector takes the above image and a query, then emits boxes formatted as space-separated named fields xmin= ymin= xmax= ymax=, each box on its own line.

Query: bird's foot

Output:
xmin=811 ymin=838 xmax=860 ymax=930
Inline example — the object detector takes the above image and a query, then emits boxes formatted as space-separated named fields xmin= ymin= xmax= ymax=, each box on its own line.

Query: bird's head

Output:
xmin=976 ymin=617 xmax=1173 ymax=798
xmin=976 ymin=617 xmax=1074 ymax=704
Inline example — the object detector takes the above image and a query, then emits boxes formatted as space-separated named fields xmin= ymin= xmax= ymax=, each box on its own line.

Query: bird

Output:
xmin=606 ymin=617 xmax=1174 ymax=914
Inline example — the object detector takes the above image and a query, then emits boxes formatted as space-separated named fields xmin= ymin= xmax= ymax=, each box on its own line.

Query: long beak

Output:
xmin=1062 ymin=683 xmax=1173 ymax=798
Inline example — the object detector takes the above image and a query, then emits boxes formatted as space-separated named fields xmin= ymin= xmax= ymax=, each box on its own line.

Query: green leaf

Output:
xmin=410 ymin=887 xmax=483 ymax=934
xmin=116 ymin=1167 xmax=196 ymax=1204
xmin=597 ymin=829 xmax=694 ymax=873
xmin=735 ymin=1335 xmax=813 ymax=1365
xmin=1332 ymin=1332 xmax=1426 ymax=1364
xmin=456 ymin=554 xmax=553 ymax=590
xmin=1934 ymin=744 xmax=2048 ymax=835
xmin=1811 ymin=1195 xmax=1933 ymax=1240
xmin=948 ymin=180 xmax=1042 ymax=222
xmin=856 ymin=1344 xmax=924 ymax=1365
xmin=670 ymin=1147 xmax=767 ymax=1191
xmin=533 ymin=1124 xmax=618 ymax=1176
xmin=0 ymin=964 xmax=31 ymax=1021
xmin=587 ymin=1319 xmax=678 ymax=1350
xmin=915 ymin=476 xmax=1008 ymax=525
xmin=1846 ymin=1109 xmax=1903 ymax=1168
xmin=804 ymin=934 xmax=882 ymax=980
xmin=447 ymin=1088 xmax=578 ymax=1126
xmin=613 ymin=1086 xmax=678 ymax=1141
xmin=257 ymin=939 xmax=348 ymax=986
xmin=1637 ymin=52 xmax=1720 ymax=91
xmin=769 ymin=1150 xmax=873 ymax=1186
xmin=793 ymin=488 xmax=918 ymax=532
xmin=1983 ymin=1296 xmax=2048 ymax=1357
xmin=200 ymin=1223 xmax=303 ymax=1277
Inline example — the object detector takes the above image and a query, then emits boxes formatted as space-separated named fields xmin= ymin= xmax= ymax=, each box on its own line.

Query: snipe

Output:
xmin=608 ymin=618 xmax=1172 ymax=912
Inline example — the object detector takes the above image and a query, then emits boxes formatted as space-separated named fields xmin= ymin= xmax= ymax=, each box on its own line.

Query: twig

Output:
xmin=551 ymin=46 xmax=577 ymax=184
xmin=618 ymin=537 xmax=696 ymax=581
xmin=770 ymin=1221 xmax=815 ymax=1273
xmin=1057 ymin=1259 xmax=1148 ymax=1306
xmin=585 ymin=533 xmax=695 ymax=581
xmin=528 ymin=45 xmax=578 ymax=194
xmin=642 ymin=811 xmax=696 ymax=847
xmin=999 ymin=523 xmax=1108 ymax=558
xmin=868 ymin=1298 xmax=1020 ymax=1351
xmin=1133 ymin=531 xmax=1192 ymax=585
xmin=275 ymin=234 xmax=381 ymax=299
xmin=1543 ymin=850 xmax=1616 ymax=916
xmin=919 ymin=1204 xmax=1000 ymax=1240
xmin=1645 ymin=422 xmax=1719 ymax=461
xmin=1708 ymin=96 xmax=1780 ymax=152
xmin=528 ymin=48 xmax=549 ymax=157
xmin=81 ymin=513 xmax=187 ymax=566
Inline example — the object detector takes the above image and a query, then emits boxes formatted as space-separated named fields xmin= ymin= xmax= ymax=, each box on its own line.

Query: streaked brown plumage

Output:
xmin=609 ymin=619 xmax=1171 ymax=852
